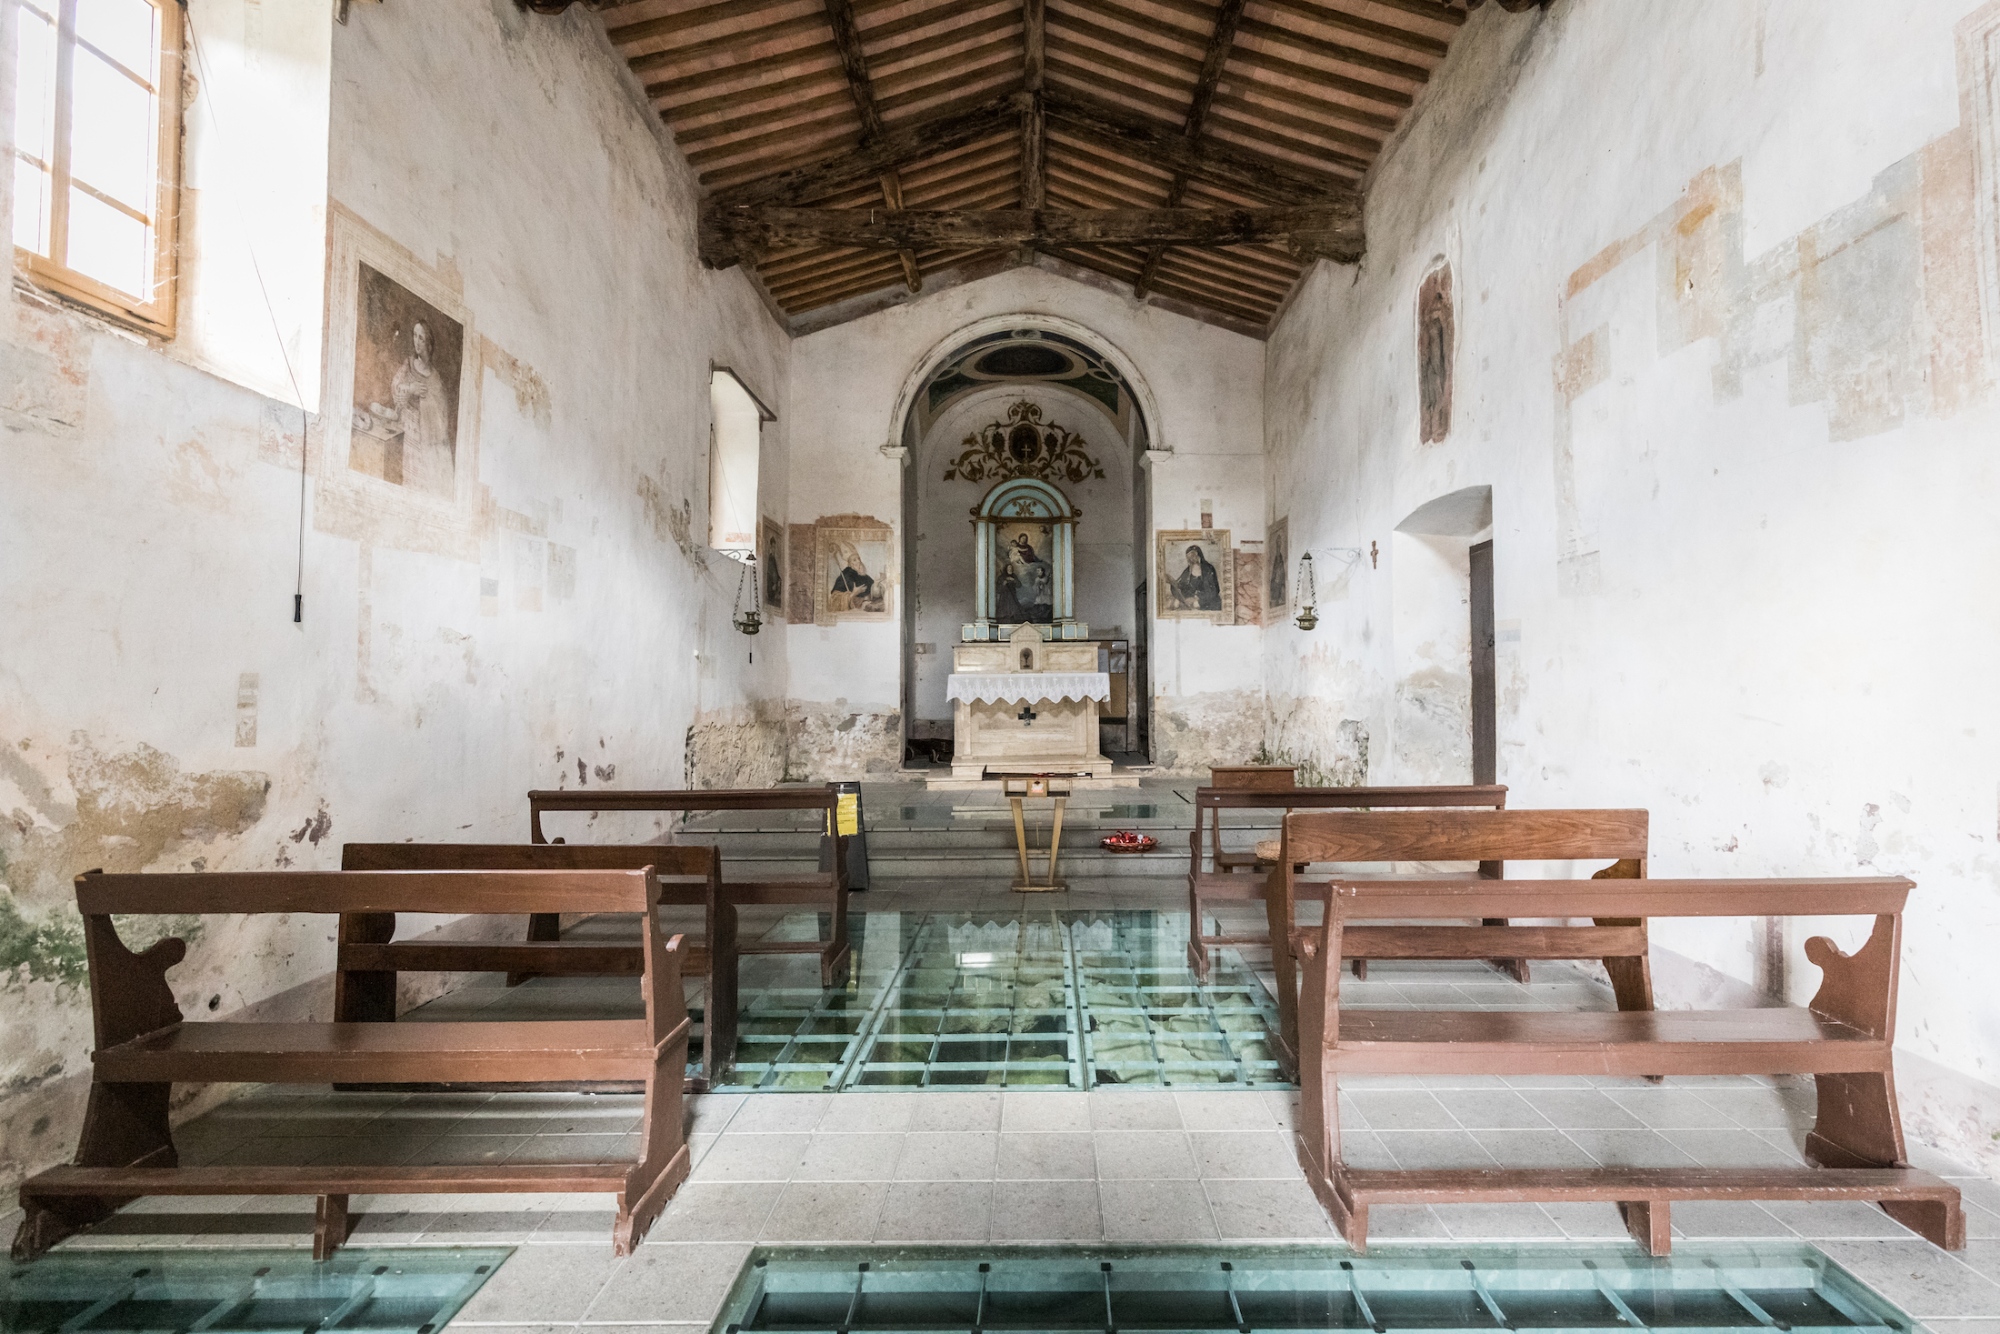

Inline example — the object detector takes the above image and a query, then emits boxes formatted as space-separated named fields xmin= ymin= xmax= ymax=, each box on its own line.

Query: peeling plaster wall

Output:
xmin=1264 ymin=0 xmax=2000 ymax=1174
xmin=0 ymin=0 xmax=787 ymax=1191
xmin=786 ymin=267 xmax=1267 ymax=776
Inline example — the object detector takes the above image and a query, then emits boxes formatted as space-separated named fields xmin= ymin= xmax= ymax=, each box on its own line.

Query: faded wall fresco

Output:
xmin=0 ymin=0 xmax=789 ymax=1197
xmin=1265 ymin=0 xmax=2000 ymax=1177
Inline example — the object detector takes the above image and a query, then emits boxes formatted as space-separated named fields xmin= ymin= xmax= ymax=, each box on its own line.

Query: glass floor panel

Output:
xmin=0 ymin=1248 xmax=507 ymax=1334
xmin=716 ymin=911 xmax=1285 ymax=1092
xmin=712 ymin=1244 xmax=1918 ymax=1334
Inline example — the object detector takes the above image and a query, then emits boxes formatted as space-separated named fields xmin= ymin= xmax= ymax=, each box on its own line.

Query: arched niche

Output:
xmin=898 ymin=321 xmax=1153 ymax=765
xmin=968 ymin=475 xmax=1086 ymax=636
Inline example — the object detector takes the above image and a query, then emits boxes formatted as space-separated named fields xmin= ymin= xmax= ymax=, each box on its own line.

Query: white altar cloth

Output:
xmin=946 ymin=671 xmax=1110 ymax=706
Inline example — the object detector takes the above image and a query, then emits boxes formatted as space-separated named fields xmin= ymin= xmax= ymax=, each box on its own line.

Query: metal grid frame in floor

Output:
xmin=0 ymin=1248 xmax=510 ymax=1334
xmin=718 ymin=910 xmax=1288 ymax=1092
xmin=714 ymin=1243 xmax=1918 ymax=1334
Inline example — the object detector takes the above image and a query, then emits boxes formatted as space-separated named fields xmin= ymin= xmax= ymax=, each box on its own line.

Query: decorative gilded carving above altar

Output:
xmin=943 ymin=401 xmax=1105 ymax=486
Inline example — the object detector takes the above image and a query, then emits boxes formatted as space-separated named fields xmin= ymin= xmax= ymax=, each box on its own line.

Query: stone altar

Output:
xmin=945 ymin=624 xmax=1111 ymax=782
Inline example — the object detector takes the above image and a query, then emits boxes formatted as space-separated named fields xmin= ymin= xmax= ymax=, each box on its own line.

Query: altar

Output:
xmin=946 ymin=624 xmax=1112 ymax=782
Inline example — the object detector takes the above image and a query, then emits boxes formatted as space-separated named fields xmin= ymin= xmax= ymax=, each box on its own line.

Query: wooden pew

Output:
xmin=529 ymin=787 xmax=850 ymax=985
xmin=1283 ymin=835 xmax=1965 ymax=1255
xmin=1263 ymin=807 xmax=1650 ymax=1078
xmin=1204 ymin=765 xmax=1298 ymax=874
xmin=335 ymin=842 xmax=735 ymax=1079
xmin=1187 ymin=784 xmax=1508 ymax=982
xmin=11 ymin=867 xmax=690 ymax=1262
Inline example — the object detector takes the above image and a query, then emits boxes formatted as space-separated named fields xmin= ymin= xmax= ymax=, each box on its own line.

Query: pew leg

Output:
xmin=1188 ymin=904 xmax=1211 ymax=982
xmin=1351 ymin=958 xmax=1367 ymax=980
xmin=1480 ymin=918 xmax=1530 ymax=984
xmin=706 ymin=904 xmax=740 ymax=1079
xmin=1810 ymin=1061 xmax=1964 ymax=1249
xmin=335 ymin=912 xmax=397 ymax=1023
xmin=13 ymin=1081 xmax=176 ymax=1259
xmin=509 ymin=912 xmax=562 ymax=987
xmin=314 ymin=1195 xmax=351 ymax=1261
xmin=1807 ymin=1070 xmax=1905 ymax=1168
xmin=616 ymin=1043 xmax=692 ymax=1254
xmin=1620 ymin=1199 xmax=1671 ymax=1256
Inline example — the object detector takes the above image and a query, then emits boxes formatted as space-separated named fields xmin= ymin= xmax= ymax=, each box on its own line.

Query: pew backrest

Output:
xmin=1280 ymin=806 xmax=1645 ymax=868
xmin=528 ymin=787 xmax=838 ymax=844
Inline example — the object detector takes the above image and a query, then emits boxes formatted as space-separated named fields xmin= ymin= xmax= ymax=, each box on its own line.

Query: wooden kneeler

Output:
xmin=1284 ymin=837 xmax=1964 ymax=1256
xmin=12 ymin=868 xmax=692 ymax=1261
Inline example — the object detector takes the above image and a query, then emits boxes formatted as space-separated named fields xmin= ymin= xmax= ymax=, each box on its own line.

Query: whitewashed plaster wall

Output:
xmin=911 ymin=383 xmax=1137 ymax=730
xmin=0 ymin=0 xmax=787 ymax=1193
xmin=1264 ymin=0 xmax=2000 ymax=1173
xmin=786 ymin=265 xmax=1267 ymax=775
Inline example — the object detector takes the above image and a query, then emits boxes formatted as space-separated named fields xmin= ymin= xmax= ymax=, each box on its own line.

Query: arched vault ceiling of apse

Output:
xmin=912 ymin=326 xmax=1139 ymax=441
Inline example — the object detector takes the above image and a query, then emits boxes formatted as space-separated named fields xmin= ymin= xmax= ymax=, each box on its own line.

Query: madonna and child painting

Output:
xmin=994 ymin=521 xmax=1055 ymax=623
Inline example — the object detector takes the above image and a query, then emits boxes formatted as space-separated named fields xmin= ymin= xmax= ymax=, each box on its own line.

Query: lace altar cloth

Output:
xmin=946 ymin=671 xmax=1110 ymax=706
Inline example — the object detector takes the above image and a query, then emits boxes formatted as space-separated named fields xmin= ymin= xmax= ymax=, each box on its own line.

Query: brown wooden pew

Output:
xmin=1282 ymin=832 xmax=1965 ymax=1254
xmin=529 ymin=786 xmax=850 ymax=985
xmin=1204 ymin=765 xmax=1299 ymax=875
xmin=1188 ymin=784 xmax=1508 ymax=982
xmin=335 ymin=842 xmax=735 ymax=1079
xmin=11 ymin=867 xmax=690 ymax=1262
xmin=1263 ymin=806 xmax=1651 ymax=1077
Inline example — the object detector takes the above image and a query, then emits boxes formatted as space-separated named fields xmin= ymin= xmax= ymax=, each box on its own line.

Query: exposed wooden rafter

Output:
xmin=1020 ymin=0 xmax=1046 ymax=211
xmin=822 ymin=0 xmax=921 ymax=292
xmin=1135 ymin=0 xmax=1245 ymax=299
xmin=578 ymin=0 xmax=1529 ymax=331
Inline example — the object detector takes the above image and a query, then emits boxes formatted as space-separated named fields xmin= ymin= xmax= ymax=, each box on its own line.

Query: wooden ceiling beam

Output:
xmin=1134 ymin=0 xmax=1245 ymax=300
xmin=820 ymin=0 xmax=922 ymax=292
xmin=1254 ymin=0 xmax=1451 ymax=59
xmin=1022 ymin=0 xmax=1046 ymax=210
xmin=608 ymin=0 xmax=816 ymax=52
xmin=708 ymin=93 xmax=1023 ymax=208
xmin=700 ymin=202 xmax=1361 ymax=268
xmin=1042 ymin=88 xmax=1358 ymax=211
xmin=1232 ymin=14 xmax=1429 ymax=86
xmin=624 ymin=12 xmax=826 ymax=78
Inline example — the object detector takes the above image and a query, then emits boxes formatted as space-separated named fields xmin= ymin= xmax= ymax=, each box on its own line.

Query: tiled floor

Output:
xmin=12 ymin=884 xmax=2000 ymax=1332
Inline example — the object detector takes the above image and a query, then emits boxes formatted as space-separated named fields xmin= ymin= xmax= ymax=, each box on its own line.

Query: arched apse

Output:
xmin=896 ymin=322 xmax=1154 ymax=765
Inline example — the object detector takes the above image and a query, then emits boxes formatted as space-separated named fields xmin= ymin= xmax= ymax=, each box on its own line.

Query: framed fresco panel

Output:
xmin=815 ymin=522 xmax=895 ymax=623
xmin=1156 ymin=529 xmax=1233 ymax=622
xmin=348 ymin=263 xmax=465 ymax=496
xmin=1264 ymin=517 xmax=1291 ymax=622
xmin=760 ymin=517 xmax=786 ymax=612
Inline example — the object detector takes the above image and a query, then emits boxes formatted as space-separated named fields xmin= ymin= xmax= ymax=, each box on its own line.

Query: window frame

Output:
xmin=707 ymin=364 xmax=775 ymax=559
xmin=14 ymin=0 xmax=183 ymax=337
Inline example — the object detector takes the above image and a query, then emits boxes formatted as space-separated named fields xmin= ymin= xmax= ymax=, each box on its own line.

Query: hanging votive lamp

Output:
xmin=732 ymin=555 xmax=763 ymax=635
xmin=1294 ymin=552 xmax=1318 ymax=631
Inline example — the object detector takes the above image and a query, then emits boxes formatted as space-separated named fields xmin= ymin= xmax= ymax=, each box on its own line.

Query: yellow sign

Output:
xmin=832 ymin=791 xmax=860 ymax=837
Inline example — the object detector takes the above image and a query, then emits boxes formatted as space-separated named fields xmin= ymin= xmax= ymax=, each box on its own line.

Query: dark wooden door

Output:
xmin=1469 ymin=539 xmax=1496 ymax=785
